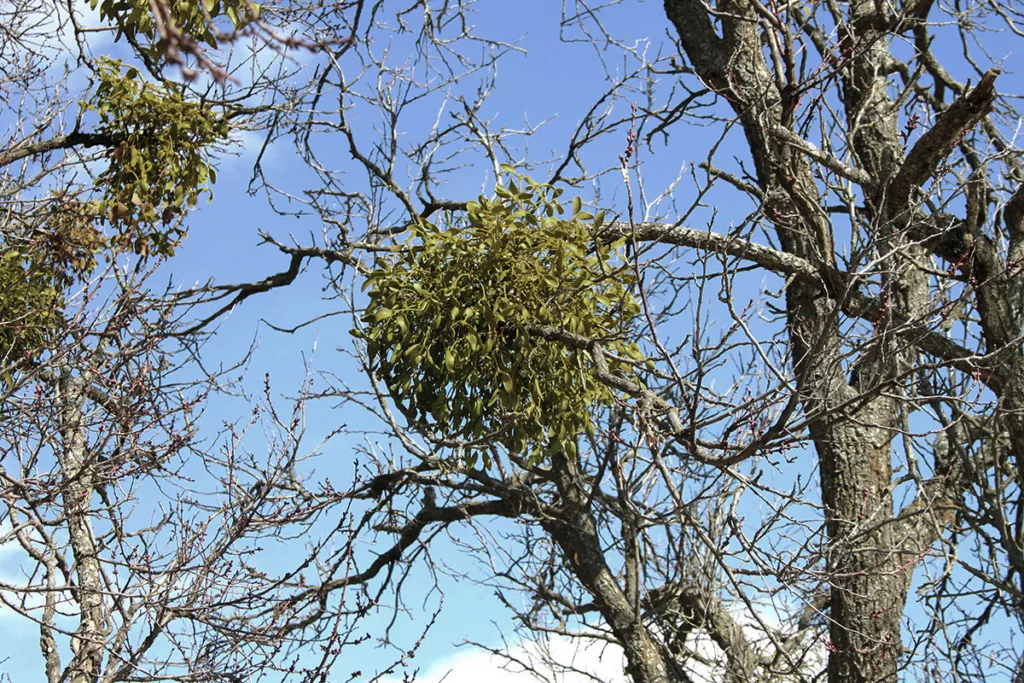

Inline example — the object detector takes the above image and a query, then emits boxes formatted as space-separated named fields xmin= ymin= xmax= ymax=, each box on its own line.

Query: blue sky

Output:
xmin=3 ymin=0 xmax=1024 ymax=680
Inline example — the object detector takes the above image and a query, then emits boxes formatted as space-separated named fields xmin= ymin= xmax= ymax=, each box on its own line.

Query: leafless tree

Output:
xmin=7 ymin=0 xmax=1024 ymax=682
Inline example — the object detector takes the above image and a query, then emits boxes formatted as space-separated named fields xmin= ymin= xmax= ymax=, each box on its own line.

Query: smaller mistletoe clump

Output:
xmin=1 ymin=60 xmax=228 ymax=377
xmin=358 ymin=170 xmax=642 ymax=464
xmin=0 ymin=192 xmax=108 ymax=381
xmin=86 ymin=58 xmax=229 ymax=256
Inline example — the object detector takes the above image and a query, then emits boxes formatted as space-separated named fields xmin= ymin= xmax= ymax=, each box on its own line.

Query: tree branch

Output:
xmin=0 ymin=131 xmax=116 ymax=168
xmin=890 ymin=70 xmax=999 ymax=201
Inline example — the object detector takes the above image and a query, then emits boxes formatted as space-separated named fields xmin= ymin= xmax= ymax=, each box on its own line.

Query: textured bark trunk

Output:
xmin=59 ymin=369 xmax=108 ymax=683
xmin=814 ymin=409 xmax=910 ymax=683
xmin=821 ymin=6 xmax=915 ymax=680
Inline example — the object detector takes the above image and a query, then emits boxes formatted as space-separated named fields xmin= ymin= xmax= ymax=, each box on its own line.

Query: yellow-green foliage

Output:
xmin=0 ymin=248 xmax=61 ymax=374
xmin=0 ymin=195 xmax=107 ymax=380
xmin=358 ymin=171 xmax=642 ymax=464
xmin=86 ymin=58 xmax=229 ymax=256
xmin=1 ymin=61 xmax=228 ymax=376
xmin=91 ymin=0 xmax=261 ymax=55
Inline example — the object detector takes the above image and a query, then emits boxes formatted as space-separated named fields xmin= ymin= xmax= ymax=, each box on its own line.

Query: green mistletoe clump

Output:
xmin=358 ymin=170 xmax=642 ymax=464
xmin=86 ymin=58 xmax=229 ymax=257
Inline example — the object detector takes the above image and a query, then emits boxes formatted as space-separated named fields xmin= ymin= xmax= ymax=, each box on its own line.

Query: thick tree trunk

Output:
xmin=662 ymin=0 xmax=918 ymax=679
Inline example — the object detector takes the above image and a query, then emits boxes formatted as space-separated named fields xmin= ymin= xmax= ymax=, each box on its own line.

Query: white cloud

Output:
xmin=0 ymin=522 xmax=32 ymax=622
xmin=382 ymin=607 xmax=827 ymax=683
xmin=50 ymin=2 xmax=114 ymax=59
xmin=0 ymin=521 xmax=49 ymax=624
xmin=382 ymin=636 xmax=628 ymax=683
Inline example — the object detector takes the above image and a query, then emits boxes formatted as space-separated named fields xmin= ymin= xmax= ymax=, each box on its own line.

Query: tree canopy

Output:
xmin=2 ymin=1 xmax=1024 ymax=682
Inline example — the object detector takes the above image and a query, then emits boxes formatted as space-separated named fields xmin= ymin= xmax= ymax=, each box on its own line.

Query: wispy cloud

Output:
xmin=0 ymin=521 xmax=44 ymax=624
